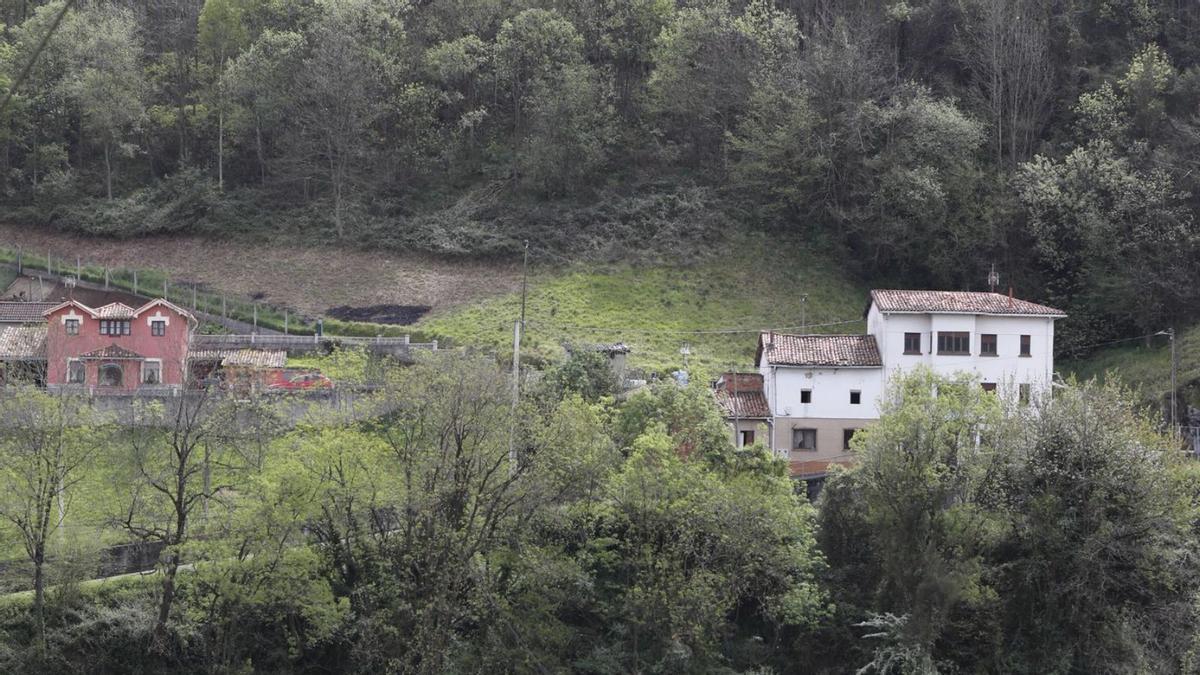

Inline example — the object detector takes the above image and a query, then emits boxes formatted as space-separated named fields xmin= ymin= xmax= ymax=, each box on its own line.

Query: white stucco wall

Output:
xmin=868 ymin=307 xmax=1057 ymax=402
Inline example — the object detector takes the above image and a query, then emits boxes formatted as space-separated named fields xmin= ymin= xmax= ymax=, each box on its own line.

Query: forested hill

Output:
xmin=1 ymin=0 xmax=1199 ymax=353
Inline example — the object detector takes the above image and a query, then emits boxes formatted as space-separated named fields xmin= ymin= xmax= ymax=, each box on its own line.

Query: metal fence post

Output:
xmin=133 ymin=270 xmax=138 ymax=296
xmin=104 ymin=268 xmax=110 ymax=289
xmin=16 ymin=247 xmax=21 ymax=275
xmin=284 ymin=310 xmax=289 ymax=335
xmin=163 ymin=278 xmax=168 ymax=300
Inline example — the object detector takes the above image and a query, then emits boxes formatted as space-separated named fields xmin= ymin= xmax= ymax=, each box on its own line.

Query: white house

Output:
xmin=750 ymin=289 xmax=1066 ymax=478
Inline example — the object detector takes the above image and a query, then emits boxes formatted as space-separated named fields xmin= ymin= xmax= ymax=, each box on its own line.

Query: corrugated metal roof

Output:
xmin=0 ymin=302 xmax=56 ymax=324
xmin=869 ymin=290 xmax=1066 ymax=317
xmin=758 ymin=333 xmax=882 ymax=367
xmin=0 ymin=325 xmax=47 ymax=359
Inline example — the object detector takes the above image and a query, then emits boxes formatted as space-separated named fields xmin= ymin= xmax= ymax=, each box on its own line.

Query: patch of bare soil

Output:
xmin=326 ymin=304 xmax=431 ymax=325
xmin=0 ymin=224 xmax=522 ymax=317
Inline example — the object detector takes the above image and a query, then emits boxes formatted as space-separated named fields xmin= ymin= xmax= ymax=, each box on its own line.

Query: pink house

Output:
xmin=43 ymin=299 xmax=195 ymax=390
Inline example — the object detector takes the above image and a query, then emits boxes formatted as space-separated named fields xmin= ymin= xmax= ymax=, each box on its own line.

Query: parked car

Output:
xmin=267 ymin=370 xmax=333 ymax=390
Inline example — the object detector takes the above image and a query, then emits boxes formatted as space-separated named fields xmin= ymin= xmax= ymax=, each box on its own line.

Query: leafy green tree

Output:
xmin=198 ymin=0 xmax=249 ymax=190
xmin=993 ymin=380 xmax=1200 ymax=673
xmin=223 ymin=30 xmax=304 ymax=185
xmin=0 ymin=388 xmax=102 ymax=654
xmin=55 ymin=4 xmax=145 ymax=199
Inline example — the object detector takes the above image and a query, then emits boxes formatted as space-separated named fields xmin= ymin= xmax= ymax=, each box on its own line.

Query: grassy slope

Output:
xmin=1060 ymin=325 xmax=1200 ymax=408
xmin=416 ymin=234 xmax=868 ymax=376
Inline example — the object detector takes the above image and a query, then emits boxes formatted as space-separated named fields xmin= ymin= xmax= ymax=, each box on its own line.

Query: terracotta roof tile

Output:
xmin=0 ymin=325 xmax=47 ymax=360
xmin=95 ymin=303 xmax=136 ymax=319
xmin=713 ymin=389 xmax=771 ymax=419
xmin=188 ymin=349 xmax=286 ymax=368
xmin=0 ymin=302 xmax=56 ymax=323
xmin=870 ymin=290 xmax=1065 ymax=316
xmin=758 ymin=333 xmax=881 ymax=367
xmin=221 ymin=349 xmax=286 ymax=368
xmin=80 ymin=344 xmax=144 ymax=360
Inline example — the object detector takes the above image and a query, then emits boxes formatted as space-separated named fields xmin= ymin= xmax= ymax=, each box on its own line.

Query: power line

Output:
xmin=0 ymin=0 xmax=76 ymax=118
xmin=522 ymin=318 xmax=865 ymax=336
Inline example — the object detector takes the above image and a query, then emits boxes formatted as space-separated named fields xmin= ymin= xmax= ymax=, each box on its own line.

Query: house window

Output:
xmin=99 ymin=320 xmax=131 ymax=336
xmin=981 ymin=382 xmax=997 ymax=393
xmin=937 ymin=332 xmax=970 ymax=355
xmin=903 ymin=332 xmax=921 ymax=354
xmin=739 ymin=429 xmax=755 ymax=447
xmin=1020 ymin=335 xmax=1031 ymax=357
xmin=99 ymin=363 xmax=123 ymax=387
xmin=1019 ymin=383 xmax=1031 ymax=405
xmin=850 ymin=390 xmax=861 ymax=405
xmin=142 ymin=360 xmax=162 ymax=385
xmin=843 ymin=428 xmax=858 ymax=450
xmin=65 ymin=319 xmax=80 ymax=336
xmin=800 ymin=389 xmax=812 ymax=404
xmin=792 ymin=428 xmax=817 ymax=451
xmin=980 ymin=333 xmax=997 ymax=356
xmin=151 ymin=320 xmax=166 ymax=337
xmin=67 ymin=360 xmax=84 ymax=384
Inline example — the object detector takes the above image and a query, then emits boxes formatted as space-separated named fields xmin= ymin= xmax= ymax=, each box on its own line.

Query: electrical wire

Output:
xmin=0 ymin=0 xmax=76 ymax=118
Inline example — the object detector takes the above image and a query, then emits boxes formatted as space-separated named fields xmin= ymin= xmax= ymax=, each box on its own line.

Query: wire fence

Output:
xmin=0 ymin=245 xmax=433 ymax=340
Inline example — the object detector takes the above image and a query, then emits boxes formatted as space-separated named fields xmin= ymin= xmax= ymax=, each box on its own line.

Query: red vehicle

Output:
xmin=267 ymin=369 xmax=333 ymax=391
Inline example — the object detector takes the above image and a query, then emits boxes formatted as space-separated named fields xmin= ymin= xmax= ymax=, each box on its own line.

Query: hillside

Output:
xmin=1061 ymin=325 xmax=1200 ymax=416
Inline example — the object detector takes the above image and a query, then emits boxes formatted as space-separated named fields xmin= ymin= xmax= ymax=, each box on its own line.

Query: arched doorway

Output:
xmin=99 ymin=363 xmax=123 ymax=387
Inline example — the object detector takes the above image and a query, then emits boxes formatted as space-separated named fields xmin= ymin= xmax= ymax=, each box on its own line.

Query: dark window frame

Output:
xmin=903 ymin=332 xmax=921 ymax=354
xmin=800 ymin=389 xmax=812 ymax=404
xmin=151 ymin=320 xmax=166 ymax=337
xmin=1020 ymin=334 xmax=1031 ymax=357
xmin=937 ymin=331 xmax=971 ymax=355
xmin=981 ymin=382 xmax=997 ymax=393
xmin=850 ymin=390 xmax=861 ymax=405
xmin=67 ymin=360 xmax=85 ymax=384
xmin=99 ymin=319 xmax=131 ymax=336
xmin=980 ymin=333 xmax=997 ymax=356
xmin=65 ymin=318 xmax=80 ymax=336
xmin=843 ymin=428 xmax=858 ymax=450
xmin=793 ymin=428 xmax=817 ymax=451
xmin=739 ymin=429 xmax=755 ymax=446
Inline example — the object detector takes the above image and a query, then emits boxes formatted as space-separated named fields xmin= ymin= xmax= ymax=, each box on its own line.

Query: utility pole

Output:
xmin=1170 ymin=327 xmax=1177 ymax=431
xmin=509 ymin=240 xmax=530 ymax=466
xmin=800 ymin=294 xmax=808 ymax=332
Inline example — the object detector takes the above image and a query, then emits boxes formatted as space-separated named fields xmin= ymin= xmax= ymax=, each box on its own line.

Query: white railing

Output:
xmin=191 ymin=334 xmax=438 ymax=351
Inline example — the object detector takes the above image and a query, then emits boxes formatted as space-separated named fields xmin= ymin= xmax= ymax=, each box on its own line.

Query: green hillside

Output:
xmin=416 ymin=234 xmax=867 ymax=376
xmin=1061 ymin=325 xmax=1200 ymax=413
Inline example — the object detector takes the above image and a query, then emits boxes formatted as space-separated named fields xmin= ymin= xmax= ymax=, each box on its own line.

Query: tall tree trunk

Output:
xmin=217 ymin=106 xmax=224 ymax=191
xmin=255 ymin=114 xmax=265 ymax=185
xmin=103 ymin=141 xmax=112 ymax=200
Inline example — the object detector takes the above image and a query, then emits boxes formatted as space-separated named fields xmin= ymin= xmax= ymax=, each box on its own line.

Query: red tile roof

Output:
xmin=869 ymin=290 xmax=1065 ymax=317
xmin=0 ymin=302 xmax=57 ymax=324
xmin=0 ymin=325 xmax=47 ymax=360
xmin=713 ymin=388 xmax=771 ymax=419
xmin=80 ymin=344 xmax=145 ymax=360
xmin=789 ymin=459 xmax=854 ymax=479
xmin=757 ymin=333 xmax=881 ymax=367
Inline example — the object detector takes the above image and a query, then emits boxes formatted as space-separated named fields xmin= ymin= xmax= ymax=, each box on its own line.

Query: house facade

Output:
xmin=43 ymin=299 xmax=196 ymax=391
xmin=743 ymin=290 xmax=1065 ymax=477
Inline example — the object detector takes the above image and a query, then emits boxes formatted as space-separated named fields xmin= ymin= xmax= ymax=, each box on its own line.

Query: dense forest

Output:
xmin=2 ymin=0 xmax=1200 ymax=352
xmin=0 ymin=352 xmax=1194 ymax=674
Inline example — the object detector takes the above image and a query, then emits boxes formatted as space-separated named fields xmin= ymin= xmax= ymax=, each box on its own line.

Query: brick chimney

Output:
xmin=718 ymin=372 xmax=763 ymax=393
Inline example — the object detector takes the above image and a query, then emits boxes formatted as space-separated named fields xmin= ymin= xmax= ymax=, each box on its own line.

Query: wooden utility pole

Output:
xmin=509 ymin=241 xmax=529 ymax=466
xmin=1170 ymin=327 xmax=1178 ymax=431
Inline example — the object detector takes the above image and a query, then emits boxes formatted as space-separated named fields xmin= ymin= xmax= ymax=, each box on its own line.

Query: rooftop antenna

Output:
xmin=987 ymin=263 xmax=1000 ymax=293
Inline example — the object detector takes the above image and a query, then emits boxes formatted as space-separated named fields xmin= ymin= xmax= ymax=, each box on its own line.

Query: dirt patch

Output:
xmin=0 ymin=224 xmax=522 ymax=316
xmin=326 ymin=304 xmax=431 ymax=325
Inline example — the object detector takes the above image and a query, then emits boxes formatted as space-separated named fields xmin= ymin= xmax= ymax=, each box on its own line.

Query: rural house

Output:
xmin=44 ymin=298 xmax=196 ymax=390
xmin=725 ymin=289 xmax=1066 ymax=481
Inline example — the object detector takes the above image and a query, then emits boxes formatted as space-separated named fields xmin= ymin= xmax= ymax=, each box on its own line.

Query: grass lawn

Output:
xmin=416 ymin=233 xmax=869 ymax=377
xmin=0 ymin=266 xmax=16 ymax=295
